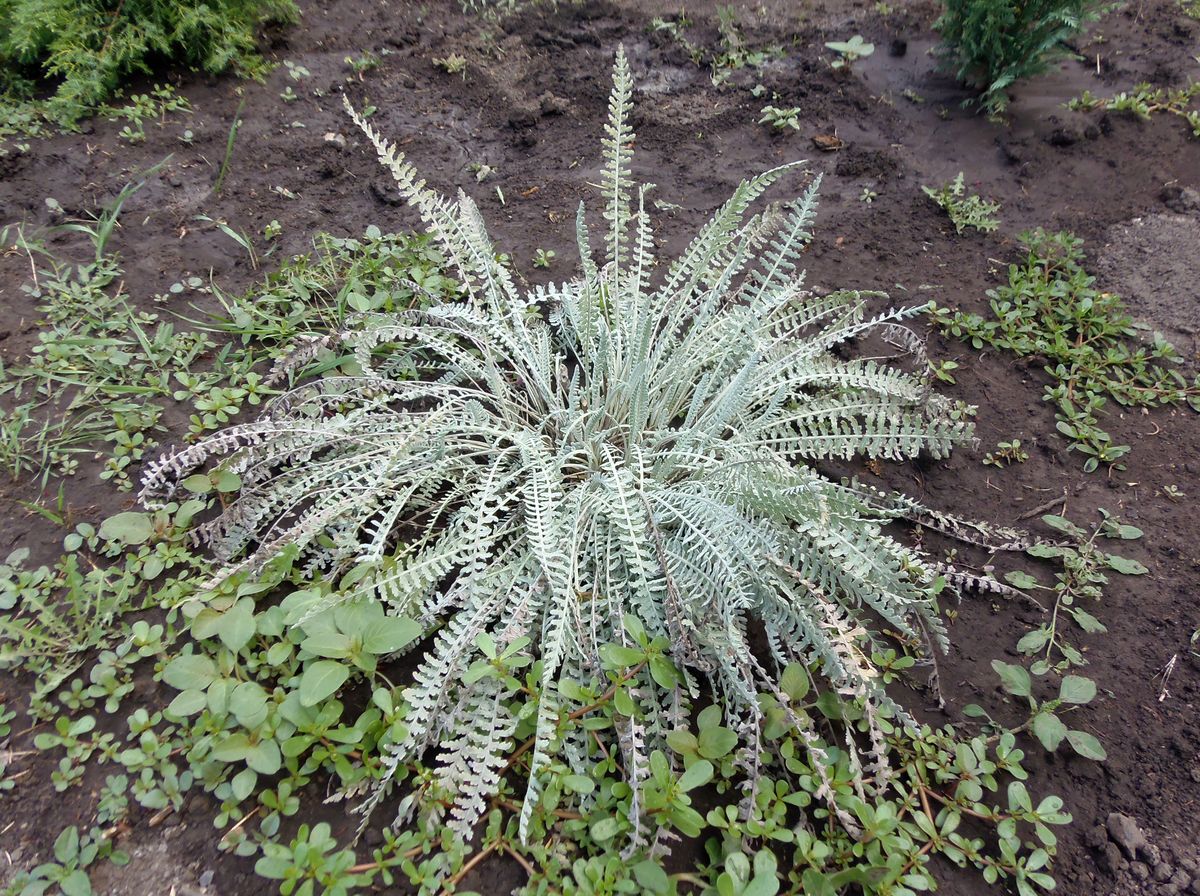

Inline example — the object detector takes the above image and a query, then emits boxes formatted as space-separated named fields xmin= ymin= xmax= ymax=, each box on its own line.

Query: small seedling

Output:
xmin=532 ymin=248 xmax=556 ymax=269
xmin=922 ymin=172 xmax=1001 ymax=233
xmin=928 ymin=358 xmax=959 ymax=383
xmin=284 ymin=60 xmax=311 ymax=81
xmin=649 ymin=13 xmax=705 ymax=66
xmin=469 ymin=162 xmax=496 ymax=181
xmin=711 ymin=6 xmax=782 ymax=83
xmin=345 ymin=52 xmax=380 ymax=79
xmin=104 ymin=85 xmax=191 ymax=143
xmin=983 ymin=439 xmax=1029 ymax=466
xmin=434 ymin=54 xmax=468 ymax=76
xmin=758 ymin=104 xmax=801 ymax=131
xmin=825 ymin=35 xmax=875 ymax=69
xmin=859 ymin=186 xmax=878 ymax=203
xmin=213 ymin=97 xmax=246 ymax=197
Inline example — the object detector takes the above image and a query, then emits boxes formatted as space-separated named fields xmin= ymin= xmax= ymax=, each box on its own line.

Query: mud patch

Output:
xmin=1096 ymin=212 xmax=1200 ymax=350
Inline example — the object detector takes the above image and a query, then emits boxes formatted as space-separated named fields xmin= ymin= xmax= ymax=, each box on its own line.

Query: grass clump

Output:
xmin=934 ymin=0 xmax=1105 ymax=114
xmin=931 ymin=229 xmax=1200 ymax=471
xmin=0 ymin=200 xmax=455 ymax=490
xmin=0 ymin=0 xmax=298 ymax=125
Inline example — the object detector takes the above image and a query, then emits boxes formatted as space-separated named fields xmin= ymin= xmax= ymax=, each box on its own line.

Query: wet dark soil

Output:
xmin=2 ymin=0 xmax=1199 ymax=893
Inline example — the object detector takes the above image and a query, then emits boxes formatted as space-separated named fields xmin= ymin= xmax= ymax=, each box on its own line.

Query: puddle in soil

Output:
xmin=853 ymin=34 xmax=1167 ymax=172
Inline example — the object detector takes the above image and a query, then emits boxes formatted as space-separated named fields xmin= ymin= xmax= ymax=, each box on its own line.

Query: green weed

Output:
xmin=825 ymin=34 xmax=875 ymax=69
xmin=1069 ymin=82 xmax=1200 ymax=138
xmin=758 ymin=104 xmax=802 ymax=131
xmin=983 ymin=439 xmax=1029 ymax=466
xmin=931 ymin=229 xmax=1200 ymax=471
xmin=650 ymin=7 xmax=781 ymax=85
xmin=2 ymin=825 xmax=129 ymax=895
xmin=102 ymin=85 xmax=191 ymax=144
xmin=923 ymin=172 xmax=1002 ymax=234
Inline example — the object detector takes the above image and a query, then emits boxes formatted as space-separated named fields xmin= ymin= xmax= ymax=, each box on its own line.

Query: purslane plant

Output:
xmin=930 ymin=229 xmax=1200 ymax=471
xmin=141 ymin=49 xmax=1021 ymax=843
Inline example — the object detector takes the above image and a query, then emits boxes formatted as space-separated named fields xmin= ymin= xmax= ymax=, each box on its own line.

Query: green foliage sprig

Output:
xmin=1004 ymin=510 xmax=1145 ymax=673
xmin=931 ymin=229 xmax=1200 ymax=470
xmin=934 ymin=0 xmax=1106 ymax=114
xmin=923 ymin=173 xmax=1001 ymax=234
xmin=0 ymin=0 xmax=298 ymax=125
xmin=1069 ymin=82 xmax=1200 ymax=138
xmin=824 ymin=35 xmax=875 ymax=69
xmin=758 ymin=104 xmax=802 ymax=131
xmin=983 ymin=439 xmax=1027 ymax=466
xmin=2 ymin=825 xmax=129 ymax=896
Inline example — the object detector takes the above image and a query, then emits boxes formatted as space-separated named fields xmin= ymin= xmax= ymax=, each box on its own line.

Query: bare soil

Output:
xmin=2 ymin=0 xmax=1199 ymax=893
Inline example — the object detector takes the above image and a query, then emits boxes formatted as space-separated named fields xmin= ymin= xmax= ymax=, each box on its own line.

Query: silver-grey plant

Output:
xmin=142 ymin=48 xmax=1007 ymax=842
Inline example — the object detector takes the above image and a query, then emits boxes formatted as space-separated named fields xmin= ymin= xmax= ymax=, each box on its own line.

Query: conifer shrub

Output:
xmin=935 ymin=0 xmax=1105 ymax=113
xmin=0 ymin=0 xmax=298 ymax=124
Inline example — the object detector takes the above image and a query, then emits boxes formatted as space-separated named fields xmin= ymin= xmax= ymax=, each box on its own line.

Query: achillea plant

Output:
xmin=142 ymin=49 xmax=1021 ymax=841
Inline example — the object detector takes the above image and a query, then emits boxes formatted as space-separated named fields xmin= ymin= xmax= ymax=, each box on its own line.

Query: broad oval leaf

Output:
xmin=1066 ymin=729 xmax=1107 ymax=761
xmin=1032 ymin=712 xmax=1068 ymax=752
xmin=362 ymin=616 xmax=422 ymax=655
xmin=1058 ymin=675 xmax=1096 ymax=705
xmin=298 ymin=660 xmax=350 ymax=707
xmin=98 ymin=511 xmax=155 ymax=546
xmin=162 ymin=654 xmax=217 ymax=691
xmin=991 ymin=660 xmax=1031 ymax=698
